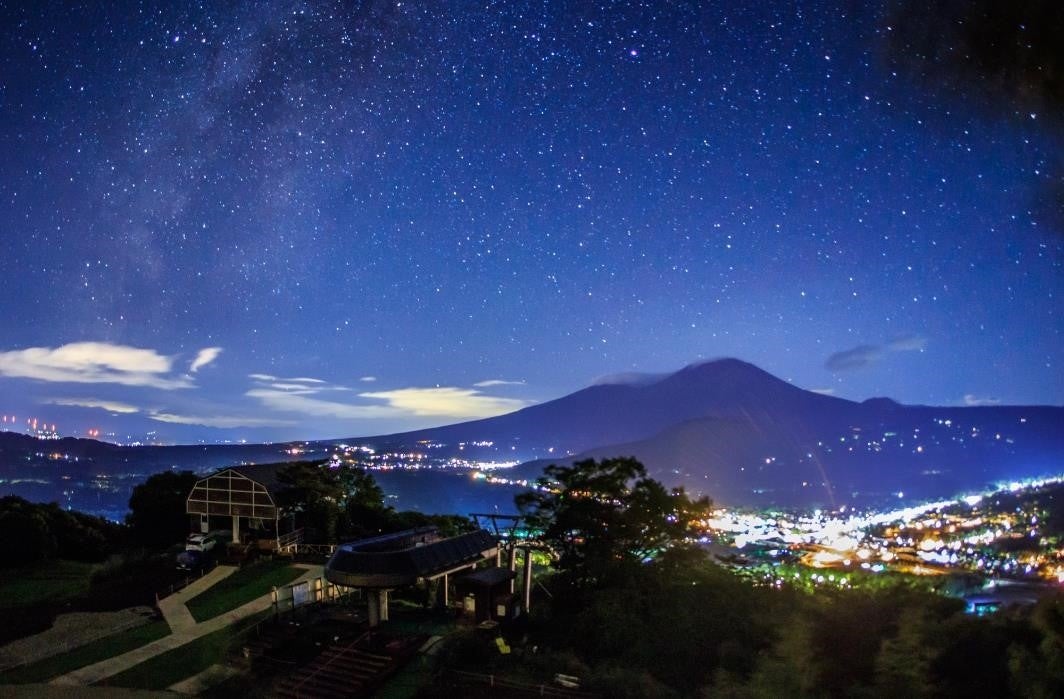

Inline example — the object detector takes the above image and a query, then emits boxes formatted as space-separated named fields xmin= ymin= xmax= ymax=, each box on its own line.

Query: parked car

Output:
xmin=176 ymin=549 xmax=208 ymax=571
xmin=185 ymin=533 xmax=217 ymax=552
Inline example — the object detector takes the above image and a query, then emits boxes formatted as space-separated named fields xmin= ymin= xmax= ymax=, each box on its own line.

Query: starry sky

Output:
xmin=0 ymin=1 xmax=1060 ymax=443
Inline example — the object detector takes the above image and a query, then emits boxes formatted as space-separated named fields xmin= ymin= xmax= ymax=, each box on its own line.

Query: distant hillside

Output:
xmin=2 ymin=358 xmax=1061 ymax=510
xmin=348 ymin=358 xmax=1064 ymax=507
xmin=0 ymin=431 xmax=304 ymax=476
xmin=350 ymin=359 xmax=857 ymax=454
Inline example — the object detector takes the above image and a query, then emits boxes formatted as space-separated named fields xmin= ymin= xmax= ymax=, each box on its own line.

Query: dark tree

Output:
xmin=516 ymin=457 xmax=712 ymax=588
xmin=276 ymin=461 xmax=344 ymax=543
xmin=339 ymin=465 xmax=385 ymax=510
xmin=126 ymin=470 xmax=198 ymax=549
xmin=0 ymin=496 xmax=56 ymax=566
xmin=0 ymin=496 xmax=121 ymax=567
xmin=336 ymin=464 xmax=393 ymax=538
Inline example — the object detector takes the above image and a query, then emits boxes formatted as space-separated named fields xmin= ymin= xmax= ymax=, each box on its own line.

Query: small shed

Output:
xmin=454 ymin=566 xmax=519 ymax=623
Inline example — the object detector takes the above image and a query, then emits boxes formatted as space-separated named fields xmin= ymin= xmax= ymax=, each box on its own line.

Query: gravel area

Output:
xmin=0 ymin=606 xmax=156 ymax=671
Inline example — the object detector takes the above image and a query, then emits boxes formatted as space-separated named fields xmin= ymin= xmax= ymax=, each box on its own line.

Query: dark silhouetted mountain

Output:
xmin=356 ymin=358 xmax=856 ymax=455
xmin=2 ymin=358 xmax=1062 ymax=511
xmin=349 ymin=358 xmax=1064 ymax=507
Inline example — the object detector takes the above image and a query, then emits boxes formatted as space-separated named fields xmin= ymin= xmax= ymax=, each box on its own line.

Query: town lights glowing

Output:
xmin=695 ymin=475 xmax=1064 ymax=583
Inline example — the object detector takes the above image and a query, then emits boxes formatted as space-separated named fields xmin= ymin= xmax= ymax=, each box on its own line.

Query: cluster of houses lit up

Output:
xmin=703 ymin=476 xmax=1064 ymax=585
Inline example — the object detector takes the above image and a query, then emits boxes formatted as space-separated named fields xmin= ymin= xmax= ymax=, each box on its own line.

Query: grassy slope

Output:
xmin=185 ymin=560 xmax=304 ymax=623
xmin=0 ymin=560 xmax=96 ymax=610
xmin=0 ymin=620 xmax=170 ymax=684
xmin=101 ymin=612 xmax=268 ymax=690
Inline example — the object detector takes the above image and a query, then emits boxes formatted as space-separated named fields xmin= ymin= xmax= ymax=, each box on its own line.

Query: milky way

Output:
xmin=0 ymin=2 xmax=1060 ymax=441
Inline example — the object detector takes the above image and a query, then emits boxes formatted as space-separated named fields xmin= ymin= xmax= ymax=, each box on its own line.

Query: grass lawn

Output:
xmin=0 ymin=620 xmax=170 ymax=685
xmin=0 ymin=559 xmax=97 ymax=610
xmin=101 ymin=612 xmax=268 ymax=691
xmin=185 ymin=560 xmax=304 ymax=623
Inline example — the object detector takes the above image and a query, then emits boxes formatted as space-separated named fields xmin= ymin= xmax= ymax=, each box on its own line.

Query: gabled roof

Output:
xmin=215 ymin=462 xmax=293 ymax=492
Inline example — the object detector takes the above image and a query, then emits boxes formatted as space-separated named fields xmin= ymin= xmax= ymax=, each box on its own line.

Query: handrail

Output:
xmin=277 ymin=528 xmax=305 ymax=547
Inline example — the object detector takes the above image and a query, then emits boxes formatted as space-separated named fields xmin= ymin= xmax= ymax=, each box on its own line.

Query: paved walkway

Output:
xmin=50 ymin=564 xmax=323 ymax=687
xmin=157 ymin=565 xmax=237 ymax=633
xmin=167 ymin=663 xmax=239 ymax=695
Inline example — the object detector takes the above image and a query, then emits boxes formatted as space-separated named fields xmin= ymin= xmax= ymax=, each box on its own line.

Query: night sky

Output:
xmin=0 ymin=1 xmax=1060 ymax=443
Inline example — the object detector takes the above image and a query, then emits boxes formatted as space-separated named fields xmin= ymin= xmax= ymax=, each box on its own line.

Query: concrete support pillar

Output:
xmin=232 ymin=515 xmax=240 ymax=543
xmin=443 ymin=573 xmax=449 ymax=607
xmin=508 ymin=546 xmax=517 ymax=594
xmin=367 ymin=590 xmax=380 ymax=627
xmin=522 ymin=548 xmax=533 ymax=613
xmin=367 ymin=589 xmax=390 ymax=626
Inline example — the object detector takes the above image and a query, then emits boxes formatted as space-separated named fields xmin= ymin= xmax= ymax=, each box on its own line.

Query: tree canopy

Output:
xmin=274 ymin=460 xmax=471 ymax=542
xmin=0 ymin=495 xmax=120 ymax=567
xmin=126 ymin=470 xmax=198 ymax=549
xmin=516 ymin=457 xmax=712 ymax=587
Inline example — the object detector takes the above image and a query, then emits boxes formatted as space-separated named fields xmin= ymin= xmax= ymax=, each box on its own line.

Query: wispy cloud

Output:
xmin=248 ymin=374 xmax=346 ymax=395
xmin=248 ymin=374 xmax=327 ymax=385
xmin=47 ymin=398 xmax=141 ymax=414
xmin=825 ymin=345 xmax=883 ymax=372
xmin=810 ymin=387 xmax=836 ymax=396
xmin=825 ymin=335 xmax=927 ymax=372
xmin=0 ymin=342 xmax=196 ymax=389
xmin=359 ymin=376 xmax=377 ymax=382
xmin=473 ymin=379 xmax=526 ymax=387
xmin=246 ymin=388 xmax=400 ymax=419
xmin=147 ymin=410 xmax=296 ymax=429
xmin=591 ymin=371 xmax=666 ymax=386
xmin=359 ymin=387 xmax=528 ymax=418
xmin=189 ymin=347 xmax=222 ymax=373
xmin=963 ymin=394 xmax=1001 ymax=407
xmin=245 ymin=374 xmax=386 ymax=419
xmin=245 ymin=371 xmax=530 ymax=421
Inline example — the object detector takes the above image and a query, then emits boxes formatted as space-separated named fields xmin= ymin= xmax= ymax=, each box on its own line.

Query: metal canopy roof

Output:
xmin=325 ymin=528 xmax=499 ymax=589
xmin=186 ymin=467 xmax=279 ymax=520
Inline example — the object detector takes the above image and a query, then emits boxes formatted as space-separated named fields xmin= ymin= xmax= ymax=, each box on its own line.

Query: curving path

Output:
xmin=49 ymin=564 xmax=322 ymax=687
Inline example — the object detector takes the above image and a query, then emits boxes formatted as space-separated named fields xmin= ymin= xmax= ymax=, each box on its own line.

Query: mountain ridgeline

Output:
xmin=1 ymin=359 xmax=1061 ymax=511
xmin=351 ymin=359 xmax=1064 ymax=507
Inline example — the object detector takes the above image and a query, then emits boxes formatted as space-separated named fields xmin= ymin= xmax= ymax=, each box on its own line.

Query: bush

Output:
xmin=0 ymin=496 xmax=120 ymax=568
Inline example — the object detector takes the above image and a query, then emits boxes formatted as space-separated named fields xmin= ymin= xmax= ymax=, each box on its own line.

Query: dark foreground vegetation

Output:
xmin=427 ymin=552 xmax=1064 ymax=698
xmin=0 ymin=460 xmax=470 ymax=650
xmin=424 ymin=458 xmax=1064 ymax=698
xmin=5 ymin=457 xmax=1064 ymax=697
xmin=0 ymin=494 xmax=185 ymax=646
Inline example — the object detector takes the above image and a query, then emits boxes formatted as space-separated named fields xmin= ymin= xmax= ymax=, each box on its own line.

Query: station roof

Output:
xmin=325 ymin=528 xmax=499 ymax=588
